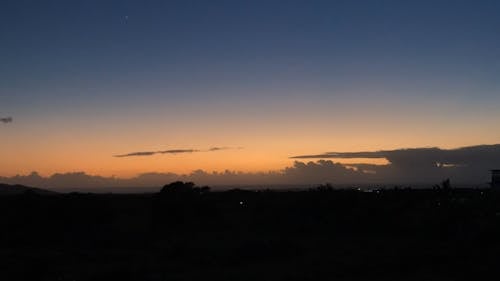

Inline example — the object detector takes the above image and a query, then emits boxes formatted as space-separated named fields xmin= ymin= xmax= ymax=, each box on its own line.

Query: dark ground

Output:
xmin=1 ymin=182 xmax=500 ymax=281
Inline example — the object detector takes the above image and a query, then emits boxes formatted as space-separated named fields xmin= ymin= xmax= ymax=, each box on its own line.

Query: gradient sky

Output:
xmin=1 ymin=0 xmax=500 ymax=178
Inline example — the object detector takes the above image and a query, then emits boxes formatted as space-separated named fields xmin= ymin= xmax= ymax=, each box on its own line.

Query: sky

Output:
xmin=1 ymin=0 xmax=500 ymax=185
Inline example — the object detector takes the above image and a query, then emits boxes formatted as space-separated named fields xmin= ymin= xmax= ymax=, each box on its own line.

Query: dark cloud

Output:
xmin=291 ymin=145 xmax=500 ymax=167
xmin=158 ymin=149 xmax=199 ymax=154
xmin=115 ymin=149 xmax=200 ymax=157
xmin=1 ymin=117 xmax=12 ymax=123
xmin=290 ymin=148 xmax=436 ymax=159
xmin=114 ymin=147 xmax=241 ymax=158
xmin=114 ymin=151 xmax=157 ymax=157
xmin=208 ymin=147 xmax=243 ymax=151
xmin=291 ymin=144 xmax=500 ymax=184
xmin=208 ymin=147 xmax=228 ymax=151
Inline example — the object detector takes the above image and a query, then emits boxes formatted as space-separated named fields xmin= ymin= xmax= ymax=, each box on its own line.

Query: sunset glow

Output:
xmin=1 ymin=1 xmax=499 ymax=186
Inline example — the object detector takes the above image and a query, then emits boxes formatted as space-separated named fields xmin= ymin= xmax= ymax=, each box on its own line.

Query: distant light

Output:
xmin=239 ymin=201 xmax=244 ymax=205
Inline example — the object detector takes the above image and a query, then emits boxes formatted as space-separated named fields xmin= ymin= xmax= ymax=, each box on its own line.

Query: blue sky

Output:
xmin=1 ymin=0 xmax=500 ymax=178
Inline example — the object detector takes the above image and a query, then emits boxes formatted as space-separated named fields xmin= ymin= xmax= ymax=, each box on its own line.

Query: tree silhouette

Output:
xmin=160 ymin=181 xmax=210 ymax=195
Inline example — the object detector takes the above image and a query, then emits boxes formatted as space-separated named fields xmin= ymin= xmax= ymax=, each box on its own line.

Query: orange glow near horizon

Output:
xmin=2 ymin=131 xmax=498 ymax=179
xmin=1 ymin=97 xmax=500 ymax=178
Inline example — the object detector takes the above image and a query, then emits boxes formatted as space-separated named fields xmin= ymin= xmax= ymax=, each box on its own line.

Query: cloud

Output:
xmin=1 ymin=117 xmax=12 ymax=123
xmin=4 ymin=144 xmax=499 ymax=190
xmin=291 ymin=145 xmax=500 ymax=166
xmin=291 ymin=144 xmax=500 ymax=184
xmin=208 ymin=147 xmax=228 ymax=151
xmin=114 ymin=151 xmax=157 ymax=157
xmin=114 ymin=147 xmax=241 ymax=158
xmin=158 ymin=149 xmax=199 ymax=154
xmin=114 ymin=150 xmax=196 ymax=158
xmin=291 ymin=151 xmax=386 ymax=159
xmin=208 ymin=146 xmax=243 ymax=151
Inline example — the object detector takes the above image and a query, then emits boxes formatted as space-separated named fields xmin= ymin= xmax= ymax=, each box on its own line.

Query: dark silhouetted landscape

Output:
xmin=2 ymin=181 xmax=500 ymax=280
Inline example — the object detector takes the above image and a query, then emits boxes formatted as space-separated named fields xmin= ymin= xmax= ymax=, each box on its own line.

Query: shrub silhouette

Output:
xmin=160 ymin=181 xmax=210 ymax=195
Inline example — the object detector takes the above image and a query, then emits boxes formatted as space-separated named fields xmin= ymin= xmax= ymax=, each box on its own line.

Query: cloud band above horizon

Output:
xmin=291 ymin=145 xmax=500 ymax=166
xmin=114 ymin=147 xmax=241 ymax=158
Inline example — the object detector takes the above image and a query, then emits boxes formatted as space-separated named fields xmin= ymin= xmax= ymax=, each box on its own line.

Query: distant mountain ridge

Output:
xmin=0 ymin=183 xmax=57 ymax=195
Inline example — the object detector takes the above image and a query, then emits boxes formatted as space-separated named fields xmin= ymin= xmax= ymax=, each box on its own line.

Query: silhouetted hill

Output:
xmin=0 ymin=183 xmax=57 ymax=195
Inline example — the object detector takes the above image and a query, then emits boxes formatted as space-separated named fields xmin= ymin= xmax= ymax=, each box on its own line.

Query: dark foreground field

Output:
xmin=1 ymin=183 xmax=500 ymax=281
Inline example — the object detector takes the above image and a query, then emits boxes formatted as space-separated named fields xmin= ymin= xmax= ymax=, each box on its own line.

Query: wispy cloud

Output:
xmin=290 ymin=146 xmax=496 ymax=162
xmin=158 ymin=149 xmax=199 ymax=154
xmin=291 ymin=151 xmax=388 ymax=159
xmin=208 ymin=146 xmax=243 ymax=151
xmin=208 ymin=147 xmax=227 ymax=151
xmin=114 ymin=150 xmax=196 ymax=158
xmin=114 ymin=147 xmax=242 ymax=158
xmin=0 ymin=117 xmax=12 ymax=123
xmin=114 ymin=151 xmax=157 ymax=157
